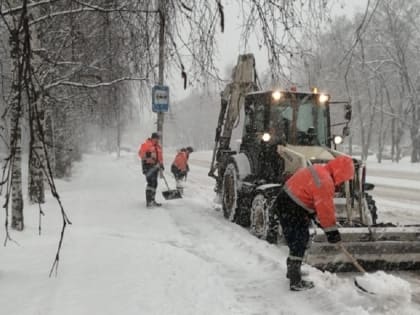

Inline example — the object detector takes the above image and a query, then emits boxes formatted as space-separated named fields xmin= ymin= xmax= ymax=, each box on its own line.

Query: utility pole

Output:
xmin=157 ymin=0 xmax=165 ymax=143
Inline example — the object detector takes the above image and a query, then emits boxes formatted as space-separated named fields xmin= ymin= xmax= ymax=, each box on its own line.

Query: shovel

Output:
xmin=338 ymin=243 xmax=411 ymax=297
xmin=160 ymin=171 xmax=182 ymax=200
xmin=337 ymin=243 xmax=375 ymax=294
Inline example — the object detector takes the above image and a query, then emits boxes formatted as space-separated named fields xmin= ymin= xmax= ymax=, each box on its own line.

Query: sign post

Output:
xmin=157 ymin=0 xmax=166 ymax=143
xmin=152 ymin=85 xmax=170 ymax=113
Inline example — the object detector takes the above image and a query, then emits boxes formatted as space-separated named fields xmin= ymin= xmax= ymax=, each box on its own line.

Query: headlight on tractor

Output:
xmin=319 ymin=93 xmax=329 ymax=104
xmin=334 ymin=135 xmax=343 ymax=145
xmin=272 ymin=91 xmax=282 ymax=101
xmin=262 ymin=132 xmax=271 ymax=142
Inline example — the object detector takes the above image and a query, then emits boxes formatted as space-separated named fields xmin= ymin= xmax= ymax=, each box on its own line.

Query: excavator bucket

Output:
xmin=305 ymin=226 xmax=420 ymax=272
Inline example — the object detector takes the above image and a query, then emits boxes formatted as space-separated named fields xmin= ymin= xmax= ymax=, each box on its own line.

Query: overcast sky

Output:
xmin=169 ymin=0 xmax=368 ymax=101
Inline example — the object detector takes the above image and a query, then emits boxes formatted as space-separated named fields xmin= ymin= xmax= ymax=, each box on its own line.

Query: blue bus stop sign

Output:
xmin=152 ymin=85 xmax=170 ymax=112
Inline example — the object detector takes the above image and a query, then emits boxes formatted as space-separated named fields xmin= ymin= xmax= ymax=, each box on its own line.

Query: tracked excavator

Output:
xmin=208 ymin=54 xmax=420 ymax=272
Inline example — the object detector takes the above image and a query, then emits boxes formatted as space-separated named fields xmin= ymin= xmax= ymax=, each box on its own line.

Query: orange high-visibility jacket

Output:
xmin=172 ymin=151 xmax=189 ymax=172
xmin=138 ymin=139 xmax=163 ymax=165
xmin=284 ymin=156 xmax=354 ymax=231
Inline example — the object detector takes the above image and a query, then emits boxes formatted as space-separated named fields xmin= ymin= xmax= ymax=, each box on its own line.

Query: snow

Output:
xmin=366 ymin=156 xmax=420 ymax=174
xmin=233 ymin=153 xmax=252 ymax=180
xmin=1 ymin=150 xmax=420 ymax=315
xmin=366 ymin=156 xmax=420 ymax=190
xmin=367 ymin=176 xmax=420 ymax=190
xmin=355 ymin=271 xmax=412 ymax=300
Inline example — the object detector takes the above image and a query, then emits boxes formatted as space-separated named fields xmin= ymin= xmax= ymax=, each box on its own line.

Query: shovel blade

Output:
xmin=162 ymin=189 xmax=182 ymax=200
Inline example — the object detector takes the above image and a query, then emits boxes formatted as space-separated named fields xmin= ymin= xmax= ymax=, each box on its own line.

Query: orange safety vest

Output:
xmin=172 ymin=151 xmax=189 ymax=172
xmin=284 ymin=156 xmax=354 ymax=231
xmin=138 ymin=139 xmax=163 ymax=165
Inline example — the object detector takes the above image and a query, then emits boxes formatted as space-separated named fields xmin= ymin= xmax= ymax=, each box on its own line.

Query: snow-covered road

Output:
xmin=365 ymin=166 xmax=420 ymax=225
xmin=0 ymin=152 xmax=419 ymax=315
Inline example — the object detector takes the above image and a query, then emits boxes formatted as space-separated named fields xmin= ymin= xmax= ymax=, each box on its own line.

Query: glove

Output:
xmin=325 ymin=230 xmax=341 ymax=244
xmin=160 ymin=164 xmax=165 ymax=171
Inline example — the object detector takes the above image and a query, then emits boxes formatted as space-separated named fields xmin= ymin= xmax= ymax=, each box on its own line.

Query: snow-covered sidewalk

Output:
xmin=0 ymin=152 xmax=419 ymax=315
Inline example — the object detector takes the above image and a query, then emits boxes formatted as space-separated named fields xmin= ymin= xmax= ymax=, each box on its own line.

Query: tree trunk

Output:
xmin=362 ymin=83 xmax=376 ymax=161
xmin=9 ymin=12 xmax=24 ymax=231
xmin=10 ymin=100 xmax=24 ymax=231
xmin=391 ymin=114 xmax=396 ymax=161
xmin=28 ymin=98 xmax=45 ymax=204
xmin=54 ymin=103 xmax=72 ymax=178
xmin=28 ymin=19 xmax=45 ymax=203
xmin=411 ymin=127 xmax=420 ymax=163
xmin=44 ymin=97 xmax=56 ymax=176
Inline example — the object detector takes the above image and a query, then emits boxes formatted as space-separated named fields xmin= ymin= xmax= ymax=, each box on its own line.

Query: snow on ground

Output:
xmin=368 ymin=176 xmax=420 ymax=190
xmin=1 ymin=150 xmax=420 ymax=315
xmin=363 ymin=156 xmax=420 ymax=225
xmin=366 ymin=156 xmax=420 ymax=174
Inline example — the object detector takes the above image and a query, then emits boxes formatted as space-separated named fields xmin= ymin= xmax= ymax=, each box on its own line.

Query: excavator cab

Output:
xmin=239 ymin=90 xmax=333 ymax=186
xmin=241 ymin=90 xmax=363 ymax=218
xmin=241 ymin=90 xmax=331 ymax=149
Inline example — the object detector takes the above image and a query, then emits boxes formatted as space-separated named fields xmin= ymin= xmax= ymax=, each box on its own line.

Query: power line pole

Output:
xmin=157 ymin=0 xmax=165 ymax=143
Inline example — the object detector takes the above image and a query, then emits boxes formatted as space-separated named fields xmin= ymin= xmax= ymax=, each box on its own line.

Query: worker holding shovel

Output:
xmin=138 ymin=132 xmax=164 ymax=208
xmin=171 ymin=146 xmax=193 ymax=194
xmin=276 ymin=155 xmax=354 ymax=291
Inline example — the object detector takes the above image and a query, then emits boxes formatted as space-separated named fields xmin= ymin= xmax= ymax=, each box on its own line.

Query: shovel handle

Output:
xmin=160 ymin=170 xmax=171 ymax=190
xmin=337 ymin=243 xmax=367 ymax=273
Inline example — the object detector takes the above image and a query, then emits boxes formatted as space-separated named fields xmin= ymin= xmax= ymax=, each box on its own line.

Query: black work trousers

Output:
xmin=171 ymin=165 xmax=187 ymax=181
xmin=144 ymin=164 xmax=159 ymax=203
xmin=277 ymin=190 xmax=311 ymax=259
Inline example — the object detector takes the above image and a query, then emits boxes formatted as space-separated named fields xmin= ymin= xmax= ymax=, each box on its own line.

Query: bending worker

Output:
xmin=277 ymin=155 xmax=354 ymax=291
xmin=171 ymin=146 xmax=193 ymax=193
xmin=138 ymin=132 xmax=164 ymax=207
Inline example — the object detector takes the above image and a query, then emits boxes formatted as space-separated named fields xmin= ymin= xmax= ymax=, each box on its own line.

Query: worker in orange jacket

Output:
xmin=277 ymin=155 xmax=354 ymax=291
xmin=138 ymin=132 xmax=164 ymax=207
xmin=171 ymin=146 xmax=193 ymax=193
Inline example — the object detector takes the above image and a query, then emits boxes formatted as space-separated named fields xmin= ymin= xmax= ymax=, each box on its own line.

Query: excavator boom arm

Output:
xmin=209 ymin=54 xmax=258 ymax=181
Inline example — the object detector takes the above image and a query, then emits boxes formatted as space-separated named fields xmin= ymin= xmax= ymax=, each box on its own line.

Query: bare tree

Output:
xmin=291 ymin=0 xmax=420 ymax=164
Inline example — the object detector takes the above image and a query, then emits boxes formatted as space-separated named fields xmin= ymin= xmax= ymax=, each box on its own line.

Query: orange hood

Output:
xmin=325 ymin=155 xmax=354 ymax=186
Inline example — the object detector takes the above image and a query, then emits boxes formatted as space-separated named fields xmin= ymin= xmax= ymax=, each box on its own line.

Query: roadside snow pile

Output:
xmin=355 ymin=271 xmax=412 ymax=301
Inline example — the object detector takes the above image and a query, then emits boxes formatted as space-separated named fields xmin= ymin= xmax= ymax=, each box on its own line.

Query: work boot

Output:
xmin=150 ymin=191 xmax=162 ymax=207
xmin=286 ymin=269 xmax=309 ymax=279
xmin=150 ymin=200 xmax=162 ymax=207
xmin=146 ymin=190 xmax=154 ymax=208
xmin=286 ymin=258 xmax=309 ymax=279
xmin=146 ymin=200 xmax=162 ymax=207
xmin=175 ymin=180 xmax=184 ymax=195
xmin=287 ymin=259 xmax=314 ymax=291
xmin=290 ymin=280 xmax=315 ymax=291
